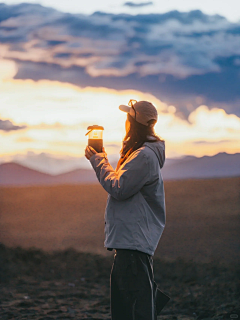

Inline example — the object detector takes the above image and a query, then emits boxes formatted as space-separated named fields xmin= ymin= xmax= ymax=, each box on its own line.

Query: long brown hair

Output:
xmin=116 ymin=113 xmax=164 ymax=170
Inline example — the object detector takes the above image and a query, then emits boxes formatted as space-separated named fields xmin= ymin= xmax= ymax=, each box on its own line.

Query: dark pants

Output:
xmin=110 ymin=249 xmax=157 ymax=320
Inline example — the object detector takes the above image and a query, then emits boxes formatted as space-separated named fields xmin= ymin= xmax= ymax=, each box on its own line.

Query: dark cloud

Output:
xmin=123 ymin=2 xmax=153 ymax=8
xmin=0 ymin=119 xmax=27 ymax=132
xmin=47 ymin=40 xmax=67 ymax=46
xmin=54 ymin=52 xmax=72 ymax=58
xmin=107 ymin=9 xmax=224 ymax=24
xmin=14 ymin=60 xmax=240 ymax=119
xmin=55 ymin=14 xmax=122 ymax=39
xmin=1 ymin=3 xmax=240 ymax=118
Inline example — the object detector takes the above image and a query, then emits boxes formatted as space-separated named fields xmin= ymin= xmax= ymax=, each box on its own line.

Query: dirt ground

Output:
xmin=0 ymin=177 xmax=239 ymax=264
xmin=0 ymin=177 xmax=239 ymax=319
xmin=0 ymin=245 xmax=239 ymax=320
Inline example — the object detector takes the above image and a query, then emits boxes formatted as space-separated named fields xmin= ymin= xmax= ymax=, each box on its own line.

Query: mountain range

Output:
xmin=0 ymin=152 xmax=239 ymax=186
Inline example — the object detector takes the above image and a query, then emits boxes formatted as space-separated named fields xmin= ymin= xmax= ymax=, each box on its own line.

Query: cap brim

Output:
xmin=119 ymin=105 xmax=131 ymax=113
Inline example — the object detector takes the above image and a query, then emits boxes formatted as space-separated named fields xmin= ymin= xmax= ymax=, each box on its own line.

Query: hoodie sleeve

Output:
xmin=89 ymin=149 xmax=150 ymax=201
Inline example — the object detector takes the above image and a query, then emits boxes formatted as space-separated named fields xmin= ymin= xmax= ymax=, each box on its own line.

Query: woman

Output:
xmin=85 ymin=100 xmax=167 ymax=320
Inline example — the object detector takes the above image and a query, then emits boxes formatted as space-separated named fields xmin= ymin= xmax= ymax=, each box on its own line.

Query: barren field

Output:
xmin=0 ymin=178 xmax=240 ymax=319
xmin=1 ymin=244 xmax=239 ymax=320
xmin=0 ymin=177 xmax=239 ymax=264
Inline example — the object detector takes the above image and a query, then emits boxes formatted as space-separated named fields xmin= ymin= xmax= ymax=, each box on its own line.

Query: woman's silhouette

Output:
xmin=85 ymin=99 xmax=168 ymax=320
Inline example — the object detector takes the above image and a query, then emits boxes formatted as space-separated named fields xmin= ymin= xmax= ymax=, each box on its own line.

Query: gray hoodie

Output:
xmin=90 ymin=140 xmax=166 ymax=256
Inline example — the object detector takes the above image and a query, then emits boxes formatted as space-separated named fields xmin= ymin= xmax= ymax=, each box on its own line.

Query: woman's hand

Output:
xmin=85 ymin=146 xmax=106 ymax=160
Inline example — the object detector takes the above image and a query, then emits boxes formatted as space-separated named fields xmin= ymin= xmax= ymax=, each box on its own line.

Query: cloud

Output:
xmin=0 ymin=118 xmax=26 ymax=131
xmin=1 ymin=4 xmax=240 ymax=117
xmin=0 ymin=58 xmax=239 ymax=159
xmin=193 ymin=140 xmax=232 ymax=145
xmin=123 ymin=2 xmax=153 ymax=8
xmin=1 ymin=4 xmax=238 ymax=78
xmin=14 ymin=59 xmax=240 ymax=119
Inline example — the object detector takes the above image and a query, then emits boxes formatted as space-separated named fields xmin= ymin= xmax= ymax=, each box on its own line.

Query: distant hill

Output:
xmin=0 ymin=153 xmax=239 ymax=186
xmin=0 ymin=162 xmax=97 ymax=186
xmin=0 ymin=163 xmax=54 ymax=186
xmin=161 ymin=152 xmax=240 ymax=180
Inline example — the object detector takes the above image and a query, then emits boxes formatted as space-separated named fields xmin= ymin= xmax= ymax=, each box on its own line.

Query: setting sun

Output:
xmin=1 ymin=59 xmax=239 ymax=166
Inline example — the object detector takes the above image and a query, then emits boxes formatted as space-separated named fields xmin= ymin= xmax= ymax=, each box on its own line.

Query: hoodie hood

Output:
xmin=143 ymin=139 xmax=165 ymax=169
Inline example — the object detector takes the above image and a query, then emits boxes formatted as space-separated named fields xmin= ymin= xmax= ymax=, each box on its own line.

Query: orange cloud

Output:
xmin=0 ymin=59 xmax=239 ymax=159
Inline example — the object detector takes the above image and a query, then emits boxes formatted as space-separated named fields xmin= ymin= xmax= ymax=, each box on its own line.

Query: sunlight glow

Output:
xmin=0 ymin=59 xmax=240 ymax=162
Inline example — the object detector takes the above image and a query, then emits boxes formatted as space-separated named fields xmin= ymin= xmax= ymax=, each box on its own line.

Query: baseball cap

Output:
xmin=119 ymin=99 xmax=158 ymax=127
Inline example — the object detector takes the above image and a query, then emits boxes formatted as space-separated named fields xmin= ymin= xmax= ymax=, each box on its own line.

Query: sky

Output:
xmin=2 ymin=0 xmax=240 ymax=22
xmin=0 ymin=2 xmax=240 ymax=173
